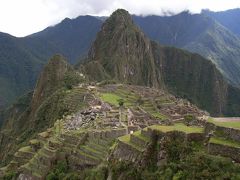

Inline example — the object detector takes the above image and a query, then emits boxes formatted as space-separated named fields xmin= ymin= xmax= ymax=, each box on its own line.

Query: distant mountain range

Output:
xmin=1 ymin=8 xmax=240 ymax=109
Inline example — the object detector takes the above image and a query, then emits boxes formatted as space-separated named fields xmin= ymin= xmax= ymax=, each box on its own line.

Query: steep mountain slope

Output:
xmin=203 ymin=9 xmax=240 ymax=36
xmin=82 ymin=9 xmax=240 ymax=116
xmin=21 ymin=15 xmax=102 ymax=64
xmin=0 ymin=32 xmax=43 ymax=109
xmin=0 ymin=16 xmax=102 ymax=108
xmin=133 ymin=12 xmax=240 ymax=87
xmin=0 ymin=55 xmax=82 ymax=165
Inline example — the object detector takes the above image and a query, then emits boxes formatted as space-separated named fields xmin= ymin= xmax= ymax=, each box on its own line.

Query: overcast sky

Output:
xmin=0 ymin=0 xmax=240 ymax=37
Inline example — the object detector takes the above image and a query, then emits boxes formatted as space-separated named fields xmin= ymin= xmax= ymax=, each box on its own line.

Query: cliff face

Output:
xmin=87 ymin=9 xmax=160 ymax=87
xmin=83 ymin=9 xmax=240 ymax=116
xmin=152 ymin=43 xmax=228 ymax=115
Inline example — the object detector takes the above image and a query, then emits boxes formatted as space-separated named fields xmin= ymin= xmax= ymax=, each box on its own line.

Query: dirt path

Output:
xmin=213 ymin=117 xmax=240 ymax=122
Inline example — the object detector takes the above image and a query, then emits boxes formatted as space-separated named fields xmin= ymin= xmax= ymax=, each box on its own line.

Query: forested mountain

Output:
xmin=133 ymin=12 xmax=240 ymax=87
xmin=202 ymin=8 xmax=240 ymax=36
xmin=0 ymin=16 xmax=101 ymax=108
xmin=1 ymin=9 xmax=240 ymax=111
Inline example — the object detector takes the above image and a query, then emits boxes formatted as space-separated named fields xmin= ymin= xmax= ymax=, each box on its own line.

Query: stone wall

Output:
xmin=204 ymin=122 xmax=216 ymax=135
xmin=208 ymin=142 xmax=240 ymax=162
xmin=186 ymin=133 xmax=205 ymax=142
xmin=88 ymin=128 xmax=127 ymax=140
xmin=112 ymin=141 xmax=142 ymax=162
xmin=215 ymin=126 xmax=240 ymax=143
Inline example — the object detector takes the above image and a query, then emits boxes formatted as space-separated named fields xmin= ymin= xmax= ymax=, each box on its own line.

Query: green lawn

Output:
xmin=132 ymin=130 xmax=150 ymax=142
xmin=209 ymin=137 xmax=240 ymax=148
xmin=208 ymin=118 xmax=240 ymax=129
xmin=149 ymin=123 xmax=203 ymax=134
xmin=118 ymin=134 xmax=144 ymax=151
xmin=100 ymin=93 xmax=123 ymax=106
xmin=118 ymin=134 xmax=131 ymax=142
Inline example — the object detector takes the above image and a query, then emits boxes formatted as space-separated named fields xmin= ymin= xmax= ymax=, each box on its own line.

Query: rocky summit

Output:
xmin=1 ymin=8 xmax=240 ymax=180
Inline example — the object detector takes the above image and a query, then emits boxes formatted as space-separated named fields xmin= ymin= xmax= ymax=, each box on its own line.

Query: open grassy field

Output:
xmin=208 ymin=117 xmax=240 ymax=129
xmin=209 ymin=137 xmax=240 ymax=148
xmin=149 ymin=123 xmax=203 ymax=134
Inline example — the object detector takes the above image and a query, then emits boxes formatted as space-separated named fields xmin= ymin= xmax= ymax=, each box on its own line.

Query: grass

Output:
xmin=209 ymin=137 xmax=240 ymax=148
xmin=38 ymin=131 xmax=49 ymax=138
xmin=151 ymin=112 xmax=168 ymax=120
xmin=118 ymin=134 xmax=144 ymax=151
xmin=29 ymin=139 xmax=40 ymax=145
xmin=18 ymin=146 xmax=33 ymax=153
xmin=132 ymin=130 xmax=150 ymax=142
xmin=149 ymin=123 xmax=203 ymax=134
xmin=100 ymin=93 xmax=123 ymax=106
xmin=207 ymin=117 xmax=240 ymax=129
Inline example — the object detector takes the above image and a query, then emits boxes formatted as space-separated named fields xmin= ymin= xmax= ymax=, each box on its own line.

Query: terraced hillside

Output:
xmin=2 ymin=93 xmax=240 ymax=179
xmin=0 ymin=82 xmax=208 ymax=179
xmin=110 ymin=122 xmax=240 ymax=179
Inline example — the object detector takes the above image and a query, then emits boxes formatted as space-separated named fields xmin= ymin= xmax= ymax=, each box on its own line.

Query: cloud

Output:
xmin=0 ymin=0 xmax=240 ymax=37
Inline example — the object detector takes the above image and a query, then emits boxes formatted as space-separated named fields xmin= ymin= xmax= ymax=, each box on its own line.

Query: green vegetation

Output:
xmin=109 ymin=139 xmax=240 ymax=180
xmin=118 ymin=134 xmax=144 ymax=151
xmin=63 ymin=72 xmax=82 ymax=89
xmin=100 ymin=93 xmax=122 ymax=106
xmin=18 ymin=146 xmax=33 ymax=153
xmin=3 ymin=171 xmax=17 ymax=180
xmin=132 ymin=130 xmax=150 ymax=142
xmin=151 ymin=112 xmax=168 ymax=120
xmin=149 ymin=123 xmax=203 ymax=134
xmin=118 ymin=134 xmax=131 ymax=142
xmin=209 ymin=137 xmax=240 ymax=148
xmin=208 ymin=118 xmax=240 ymax=129
xmin=184 ymin=114 xmax=195 ymax=125
xmin=46 ymin=161 xmax=68 ymax=180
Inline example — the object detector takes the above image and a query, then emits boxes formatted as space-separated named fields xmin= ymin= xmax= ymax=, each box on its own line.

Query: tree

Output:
xmin=63 ymin=72 xmax=81 ymax=89
xmin=118 ymin=99 xmax=125 ymax=123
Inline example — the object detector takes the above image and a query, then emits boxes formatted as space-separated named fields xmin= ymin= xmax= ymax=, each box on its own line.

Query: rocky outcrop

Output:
xmin=152 ymin=44 xmax=228 ymax=115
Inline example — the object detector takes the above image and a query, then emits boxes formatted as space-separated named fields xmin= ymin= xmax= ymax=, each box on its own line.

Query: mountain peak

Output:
xmin=110 ymin=9 xmax=132 ymax=21
xmin=86 ymin=9 xmax=159 ymax=87
xmin=100 ymin=9 xmax=134 ymax=33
